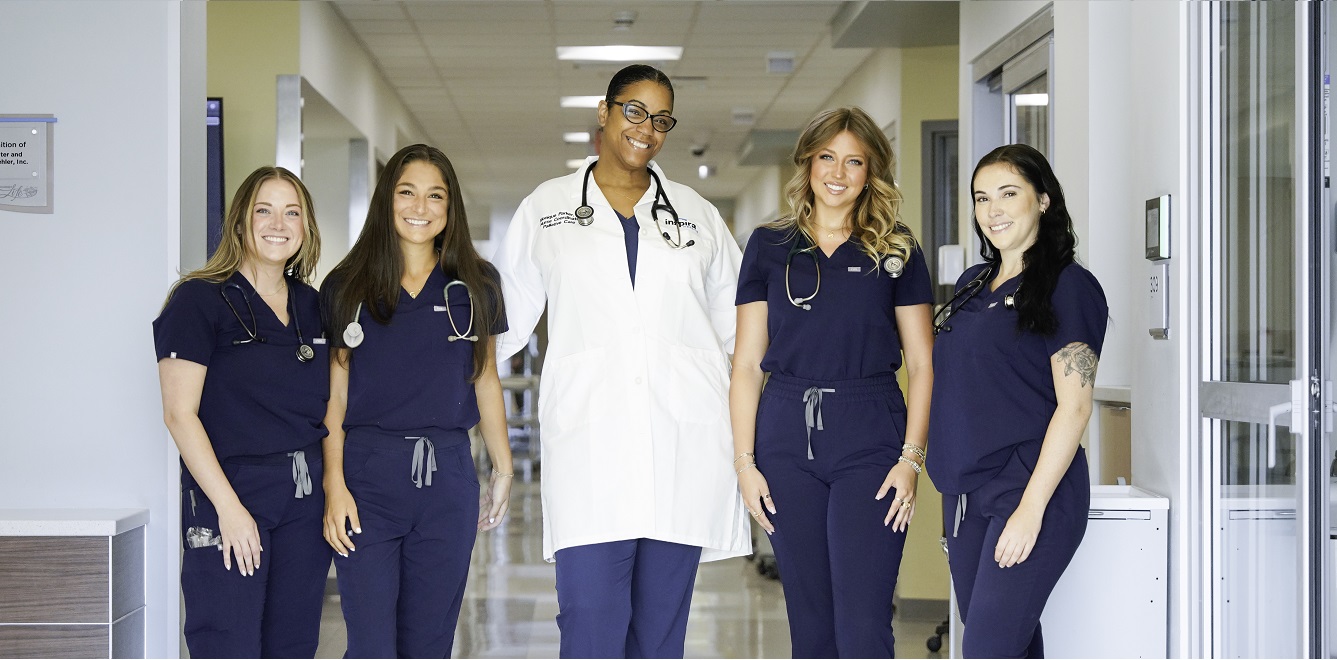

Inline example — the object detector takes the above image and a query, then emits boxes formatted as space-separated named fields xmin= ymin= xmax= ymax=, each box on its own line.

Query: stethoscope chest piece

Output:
xmin=296 ymin=344 xmax=315 ymax=363
xmin=343 ymin=306 xmax=365 ymax=348
xmin=884 ymin=255 xmax=905 ymax=278
xmin=574 ymin=205 xmax=594 ymax=225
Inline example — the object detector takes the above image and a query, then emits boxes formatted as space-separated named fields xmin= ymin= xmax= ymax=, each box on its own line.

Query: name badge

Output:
xmin=433 ymin=305 xmax=448 ymax=312
xmin=312 ymin=338 xmax=327 ymax=345
xmin=847 ymin=266 xmax=862 ymax=273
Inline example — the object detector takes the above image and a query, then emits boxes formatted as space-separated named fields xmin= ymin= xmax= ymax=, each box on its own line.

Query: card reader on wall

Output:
xmin=1146 ymin=195 xmax=1170 ymax=339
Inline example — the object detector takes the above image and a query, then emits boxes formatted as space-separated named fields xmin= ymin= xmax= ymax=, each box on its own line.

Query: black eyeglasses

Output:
xmin=609 ymin=101 xmax=677 ymax=133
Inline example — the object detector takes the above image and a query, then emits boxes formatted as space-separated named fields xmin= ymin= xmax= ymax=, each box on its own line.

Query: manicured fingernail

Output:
xmin=489 ymin=517 xmax=496 ymax=524
xmin=354 ymin=528 xmax=362 ymax=534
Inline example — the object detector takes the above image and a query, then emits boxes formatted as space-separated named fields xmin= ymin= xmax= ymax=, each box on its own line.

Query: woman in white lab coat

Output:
xmin=492 ymin=64 xmax=750 ymax=659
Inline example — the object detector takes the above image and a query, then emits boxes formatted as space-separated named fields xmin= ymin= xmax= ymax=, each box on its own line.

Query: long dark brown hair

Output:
xmin=324 ymin=144 xmax=503 ymax=381
xmin=971 ymin=144 xmax=1076 ymax=336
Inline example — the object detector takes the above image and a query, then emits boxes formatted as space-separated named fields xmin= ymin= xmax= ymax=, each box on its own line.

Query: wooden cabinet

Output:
xmin=0 ymin=510 xmax=148 ymax=658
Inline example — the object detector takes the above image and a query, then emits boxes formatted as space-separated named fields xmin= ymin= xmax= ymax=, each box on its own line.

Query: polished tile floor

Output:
xmin=315 ymin=479 xmax=947 ymax=659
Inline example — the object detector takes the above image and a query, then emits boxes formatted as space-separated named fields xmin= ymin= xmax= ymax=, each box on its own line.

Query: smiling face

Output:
xmin=807 ymin=130 xmax=869 ymax=220
xmin=972 ymin=162 xmax=1049 ymax=258
xmin=597 ymin=79 xmax=673 ymax=172
xmin=244 ymin=178 xmax=305 ymax=269
xmin=392 ymin=159 xmax=450 ymax=249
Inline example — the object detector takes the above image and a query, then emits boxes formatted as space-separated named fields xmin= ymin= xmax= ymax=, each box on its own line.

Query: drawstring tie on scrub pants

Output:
xmin=802 ymin=386 xmax=836 ymax=460
xmin=952 ymin=494 xmax=968 ymax=537
xmin=409 ymin=436 xmax=437 ymax=488
xmin=289 ymin=450 xmax=312 ymax=499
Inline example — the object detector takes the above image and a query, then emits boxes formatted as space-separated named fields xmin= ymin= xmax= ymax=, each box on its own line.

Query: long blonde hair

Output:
xmin=768 ymin=107 xmax=916 ymax=270
xmin=163 ymin=167 xmax=321 ymax=306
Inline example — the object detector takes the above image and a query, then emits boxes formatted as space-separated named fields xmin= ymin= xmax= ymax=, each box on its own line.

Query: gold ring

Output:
xmin=901 ymin=501 xmax=911 ymax=509
xmin=750 ymin=510 xmax=760 ymax=516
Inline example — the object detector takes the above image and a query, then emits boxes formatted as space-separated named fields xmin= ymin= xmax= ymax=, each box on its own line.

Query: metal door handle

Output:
xmin=1267 ymin=401 xmax=1290 ymax=469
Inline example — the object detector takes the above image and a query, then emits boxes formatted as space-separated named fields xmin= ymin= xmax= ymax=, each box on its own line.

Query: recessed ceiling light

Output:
xmin=563 ymin=132 xmax=591 ymax=143
xmin=1014 ymin=93 xmax=1049 ymax=107
xmin=560 ymin=96 xmax=604 ymax=109
xmin=557 ymin=46 xmax=683 ymax=62
xmin=566 ymin=159 xmax=588 ymax=169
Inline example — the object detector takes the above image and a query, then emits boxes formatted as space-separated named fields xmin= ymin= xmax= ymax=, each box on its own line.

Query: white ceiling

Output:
xmin=329 ymin=0 xmax=883 ymax=215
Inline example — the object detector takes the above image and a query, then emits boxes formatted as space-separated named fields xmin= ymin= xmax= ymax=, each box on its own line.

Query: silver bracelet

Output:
xmin=732 ymin=452 xmax=756 ymax=465
xmin=901 ymin=444 xmax=927 ymax=461
xmin=897 ymin=455 xmax=922 ymax=474
xmin=737 ymin=462 xmax=757 ymax=474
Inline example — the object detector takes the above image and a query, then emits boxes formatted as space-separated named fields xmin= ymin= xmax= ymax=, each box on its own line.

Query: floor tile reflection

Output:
xmin=315 ymin=479 xmax=946 ymax=658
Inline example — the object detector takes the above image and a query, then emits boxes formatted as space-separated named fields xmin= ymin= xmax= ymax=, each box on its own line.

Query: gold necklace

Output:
xmin=817 ymin=225 xmax=850 ymax=239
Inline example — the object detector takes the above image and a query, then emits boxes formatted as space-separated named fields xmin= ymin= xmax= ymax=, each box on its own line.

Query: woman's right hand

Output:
xmin=737 ymin=466 xmax=777 ymax=534
xmin=216 ymin=500 xmax=262 ymax=576
xmin=323 ymin=483 xmax=361 ymax=557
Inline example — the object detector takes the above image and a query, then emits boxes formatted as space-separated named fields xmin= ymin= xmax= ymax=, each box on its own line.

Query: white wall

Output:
xmin=732 ymin=165 xmax=782 ymax=243
xmin=0 ymin=2 xmax=203 ymax=656
xmin=304 ymin=137 xmax=352 ymax=285
xmin=958 ymin=0 xmax=1194 ymax=654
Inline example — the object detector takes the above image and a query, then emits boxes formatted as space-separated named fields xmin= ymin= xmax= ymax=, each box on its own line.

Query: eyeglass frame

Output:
xmin=607 ymin=100 xmax=677 ymax=133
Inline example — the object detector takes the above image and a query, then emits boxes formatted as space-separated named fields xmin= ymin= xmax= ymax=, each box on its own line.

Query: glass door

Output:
xmin=1199 ymin=2 xmax=1329 ymax=656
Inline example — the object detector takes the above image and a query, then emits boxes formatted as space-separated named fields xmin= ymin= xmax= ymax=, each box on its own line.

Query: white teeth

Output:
xmin=262 ymin=236 xmax=288 ymax=244
xmin=405 ymin=218 xmax=429 ymax=226
xmin=825 ymin=183 xmax=847 ymax=193
xmin=627 ymin=137 xmax=650 ymax=149
xmin=990 ymin=221 xmax=1012 ymax=232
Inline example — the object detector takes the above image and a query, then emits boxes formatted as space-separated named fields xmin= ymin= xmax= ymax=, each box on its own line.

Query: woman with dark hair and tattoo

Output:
xmin=928 ymin=143 xmax=1107 ymax=658
xmin=320 ymin=144 xmax=513 ymax=657
xmin=492 ymin=64 xmax=749 ymax=658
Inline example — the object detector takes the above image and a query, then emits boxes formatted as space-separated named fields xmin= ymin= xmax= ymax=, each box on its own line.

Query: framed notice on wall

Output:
xmin=0 ymin=115 xmax=56 ymax=214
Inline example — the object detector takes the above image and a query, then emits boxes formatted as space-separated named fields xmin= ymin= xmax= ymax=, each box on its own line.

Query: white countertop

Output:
xmin=1089 ymin=485 xmax=1169 ymax=510
xmin=0 ymin=509 xmax=149 ymax=536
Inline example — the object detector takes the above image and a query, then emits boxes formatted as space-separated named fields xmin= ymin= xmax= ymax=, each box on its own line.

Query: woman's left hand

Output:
xmin=995 ymin=505 xmax=1043 ymax=567
xmin=876 ymin=461 xmax=919 ymax=532
xmin=477 ymin=471 xmax=512 ymax=531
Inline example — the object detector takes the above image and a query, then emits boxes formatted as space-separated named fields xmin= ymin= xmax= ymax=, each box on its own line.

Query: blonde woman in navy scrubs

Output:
xmin=928 ymin=144 xmax=1107 ymax=658
xmin=155 ymin=166 xmax=331 ymax=657
xmin=730 ymin=107 xmax=935 ymax=658
xmin=320 ymin=144 xmax=513 ymax=658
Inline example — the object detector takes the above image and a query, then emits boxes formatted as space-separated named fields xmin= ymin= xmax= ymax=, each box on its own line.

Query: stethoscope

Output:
xmin=341 ymin=280 xmax=477 ymax=348
xmin=574 ymin=160 xmax=694 ymax=249
xmin=784 ymin=233 xmax=906 ymax=310
xmin=932 ymin=263 xmax=1019 ymax=334
xmin=220 ymin=282 xmax=314 ymax=363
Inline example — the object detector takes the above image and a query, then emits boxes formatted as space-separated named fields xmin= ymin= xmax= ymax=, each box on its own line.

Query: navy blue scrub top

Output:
xmin=736 ymin=226 xmax=934 ymax=380
xmin=152 ymin=273 xmax=330 ymax=464
xmin=926 ymin=262 xmax=1108 ymax=496
xmin=323 ymin=266 xmax=508 ymax=438
xmin=615 ymin=211 xmax=639 ymax=287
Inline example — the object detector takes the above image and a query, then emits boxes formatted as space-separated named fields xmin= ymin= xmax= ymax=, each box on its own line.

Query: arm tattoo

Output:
xmin=1056 ymin=342 xmax=1098 ymax=388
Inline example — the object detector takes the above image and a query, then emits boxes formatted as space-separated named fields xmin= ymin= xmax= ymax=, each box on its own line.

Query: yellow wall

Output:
xmin=894 ymin=44 xmax=959 ymax=604
xmin=207 ymin=2 xmax=299 ymax=206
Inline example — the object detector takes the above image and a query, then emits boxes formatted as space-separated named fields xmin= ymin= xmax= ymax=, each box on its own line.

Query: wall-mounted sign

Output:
xmin=0 ymin=115 xmax=56 ymax=214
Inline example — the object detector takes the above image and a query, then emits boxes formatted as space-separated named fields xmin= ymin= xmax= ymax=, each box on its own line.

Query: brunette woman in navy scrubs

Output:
xmin=928 ymin=144 xmax=1107 ymax=658
xmin=155 ymin=166 xmax=331 ymax=657
xmin=320 ymin=144 xmax=513 ymax=658
xmin=730 ymin=107 xmax=935 ymax=658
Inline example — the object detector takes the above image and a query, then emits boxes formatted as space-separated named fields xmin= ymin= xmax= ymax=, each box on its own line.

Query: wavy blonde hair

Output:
xmin=163 ymin=166 xmax=321 ymax=306
xmin=768 ymin=107 xmax=916 ymax=271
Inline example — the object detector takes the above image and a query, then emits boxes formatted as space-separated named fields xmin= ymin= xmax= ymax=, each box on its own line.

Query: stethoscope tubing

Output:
xmin=220 ymin=281 xmax=313 ymax=362
xmin=341 ymin=278 xmax=477 ymax=348
xmin=783 ymin=231 xmax=906 ymax=310
xmin=575 ymin=160 xmax=693 ymax=249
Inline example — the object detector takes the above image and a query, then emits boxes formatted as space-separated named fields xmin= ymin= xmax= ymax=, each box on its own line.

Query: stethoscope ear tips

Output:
xmin=343 ymin=322 xmax=364 ymax=348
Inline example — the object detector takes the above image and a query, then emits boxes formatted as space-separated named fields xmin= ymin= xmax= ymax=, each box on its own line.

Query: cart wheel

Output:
xmin=926 ymin=634 xmax=942 ymax=653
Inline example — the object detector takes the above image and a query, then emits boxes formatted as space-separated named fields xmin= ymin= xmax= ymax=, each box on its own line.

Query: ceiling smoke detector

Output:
xmin=612 ymin=10 xmax=638 ymax=31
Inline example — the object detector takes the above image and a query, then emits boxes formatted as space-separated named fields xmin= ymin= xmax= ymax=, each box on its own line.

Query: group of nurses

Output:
xmin=155 ymin=167 xmax=331 ymax=657
xmin=320 ymin=144 xmax=513 ymax=658
xmin=730 ymin=107 xmax=935 ymax=658
xmin=492 ymin=64 xmax=750 ymax=658
xmin=928 ymin=143 xmax=1108 ymax=658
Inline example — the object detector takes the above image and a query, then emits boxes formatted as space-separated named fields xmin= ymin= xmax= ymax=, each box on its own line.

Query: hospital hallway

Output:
xmin=312 ymin=478 xmax=948 ymax=659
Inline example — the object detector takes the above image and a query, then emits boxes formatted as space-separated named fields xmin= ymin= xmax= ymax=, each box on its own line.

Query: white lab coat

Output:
xmin=494 ymin=157 xmax=751 ymax=563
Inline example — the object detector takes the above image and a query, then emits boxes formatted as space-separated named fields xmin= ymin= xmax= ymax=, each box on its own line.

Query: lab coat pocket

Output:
xmin=667 ymin=346 xmax=729 ymax=424
xmin=539 ymin=347 xmax=608 ymax=436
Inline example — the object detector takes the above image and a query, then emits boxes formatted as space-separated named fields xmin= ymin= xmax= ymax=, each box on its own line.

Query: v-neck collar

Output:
xmin=227 ymin=271 xmax=292 ymax=329
xmin=401 ymin=268 xmax=446 ymax=307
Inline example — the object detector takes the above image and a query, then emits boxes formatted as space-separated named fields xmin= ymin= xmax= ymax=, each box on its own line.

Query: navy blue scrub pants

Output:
xmin=942 ymin=443 xmax=1089 ymax=658
xmin=756 ymin=373 xmax=908 ymax=659
xmin=553 ymin=538 xmax=703 ymax=659
xmin=180 ymin=446 xmax=331 ymax=658
xmin=336 ymin=428 xmax=478 ymax=658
